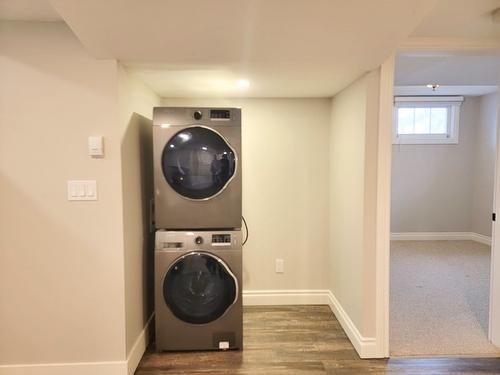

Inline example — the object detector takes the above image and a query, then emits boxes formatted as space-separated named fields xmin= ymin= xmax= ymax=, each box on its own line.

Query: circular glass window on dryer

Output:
xmin=162 ymin=126 xmax=236 ymax=200
xmin=164 ymin=252 xmax=238 ymax=325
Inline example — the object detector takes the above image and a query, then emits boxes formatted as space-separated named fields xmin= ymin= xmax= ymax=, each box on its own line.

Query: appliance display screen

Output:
xmin=212 ymin=234 xmax=231 ymax=244
xmin=210 ymin=109 xmax=231 ymax=119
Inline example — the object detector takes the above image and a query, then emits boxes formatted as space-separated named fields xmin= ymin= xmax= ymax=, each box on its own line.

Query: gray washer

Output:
xmin=152 ymin=107 xmax=242 ymax=230
xmin=155 ymin=230 xmax=243 ymax=351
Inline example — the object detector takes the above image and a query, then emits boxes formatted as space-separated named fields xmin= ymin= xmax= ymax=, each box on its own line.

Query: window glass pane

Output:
xmin=414 ymin=108 xmax=431 ymax=134
xmin=397 ymin=108 xmax=414 ymax=134
xmin=430 ymin=107 xmax=448 ymax=134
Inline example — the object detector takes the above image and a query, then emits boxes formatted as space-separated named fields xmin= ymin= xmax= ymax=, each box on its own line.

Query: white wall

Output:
xmin=328 ymin=70 xmax=380 ymax=339
xmin=0 ymin=22 xmax=160 ymax=375
xmin=0 ymin=22 xmax=126 ymax=365
xmin=471 ymin=93 xmax=498 ymax=236
xmin=118 ymin=66 xmax=160 ymax=358
xmin=391 ymin=94 xmax=497 ymax=236
xmin=161 ymin=98 xmax=331 ymax=291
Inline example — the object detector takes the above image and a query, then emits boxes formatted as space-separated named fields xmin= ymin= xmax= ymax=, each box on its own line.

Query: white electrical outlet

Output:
xmin=275 ymin=259 xmax=284 ymax=273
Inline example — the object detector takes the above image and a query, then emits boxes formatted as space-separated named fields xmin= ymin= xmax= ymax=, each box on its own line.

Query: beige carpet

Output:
xmin=390 ymin=240 xmax=500 ymax=356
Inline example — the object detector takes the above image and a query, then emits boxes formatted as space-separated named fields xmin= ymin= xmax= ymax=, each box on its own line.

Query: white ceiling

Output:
xmin=411 ymin=0 xmax=500 ymax=38
xmin=0 ymin=0 xmax=61 ymax=21
xmin=4 ymin=0 xmax=500 ymax=98
xmin=48 ymin=0 xmax=436 ymax=98
xmin=395 ymin=52 xmax=500 ymax=86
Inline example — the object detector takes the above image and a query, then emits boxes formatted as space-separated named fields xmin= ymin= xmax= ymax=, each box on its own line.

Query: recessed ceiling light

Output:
xmin=426 ymin=84 xmax=440 ymax=91
xmin=236 ymin=79 xmax=250 ymax=88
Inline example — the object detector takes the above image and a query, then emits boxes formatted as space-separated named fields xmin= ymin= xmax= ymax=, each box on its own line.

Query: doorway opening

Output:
xmin=389 ymin=50 xmax=500 ymax=356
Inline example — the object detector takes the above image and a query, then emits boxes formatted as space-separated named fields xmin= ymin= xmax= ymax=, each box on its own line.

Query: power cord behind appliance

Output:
xmin=242 ymin=216 xmax=249 ymax=246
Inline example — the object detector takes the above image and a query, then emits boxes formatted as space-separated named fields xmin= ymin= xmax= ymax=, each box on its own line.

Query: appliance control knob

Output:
xmin=193 ymin=110 xmax=202 ymax=120
xmin=195 ymin=236 xmax=203 ymax=245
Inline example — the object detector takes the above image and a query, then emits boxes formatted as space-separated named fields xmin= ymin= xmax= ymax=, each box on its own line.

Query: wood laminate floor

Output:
xmin=136 ymin=305 xmax=500 ymax=374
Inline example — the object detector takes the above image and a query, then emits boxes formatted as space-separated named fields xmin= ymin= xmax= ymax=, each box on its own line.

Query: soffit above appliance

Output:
xmin=0 ymin=0 xmax=62 ymax=21
xmin=49 ymin=0 xmax=436 ymax=98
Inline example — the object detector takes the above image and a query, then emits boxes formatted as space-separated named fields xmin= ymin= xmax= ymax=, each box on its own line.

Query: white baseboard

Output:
xmin=469 ymin=233 xmax=492 ymax=245
xmin=391 ymin=231 xmax=491 ymax=245
xmin=242 ymin=289 xmax=331 ymax=306
xmin=1 ymin=292 xmax=380 ymax=373
xmin=325 ymin=291 xmax=378 ymax=358
xmin=243 ymin=289 xmax=379 ymax=358
xmin=126 ymin=313 xmax=154 ymax=375
xmin=0 ymin=361 xmax=126 ymax=375
xmin=0 ymin=314 xmax=154 ymax=375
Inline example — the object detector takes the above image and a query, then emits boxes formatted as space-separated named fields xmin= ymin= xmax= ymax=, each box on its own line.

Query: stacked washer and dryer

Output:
xmin=152 ymin=107 xmax=243 ymax=351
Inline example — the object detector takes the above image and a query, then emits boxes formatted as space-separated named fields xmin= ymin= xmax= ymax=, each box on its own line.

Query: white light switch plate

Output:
xmin=67 ymin=180 xmax=97 ymax=201
xmin=275 ymin=259 xmax=284 ymax=273
xmin=88 ymin=136 xmax=104 ymax=157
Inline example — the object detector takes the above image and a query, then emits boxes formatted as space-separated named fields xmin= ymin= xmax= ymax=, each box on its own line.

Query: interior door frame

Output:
xmin=376 ymin=39 xmax=500 ymax=357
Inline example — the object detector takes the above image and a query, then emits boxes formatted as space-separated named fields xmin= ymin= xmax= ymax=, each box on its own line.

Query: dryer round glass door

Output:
xmin=164 ymin=252 xmax=238 ymax=324
xmin=161 ymin=126 xmax=237 ymax=200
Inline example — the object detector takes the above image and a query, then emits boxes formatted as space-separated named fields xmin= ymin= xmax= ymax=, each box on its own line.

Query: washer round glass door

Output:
xmin=162 ymin=126 xmax=237 ymax=200
xmin=164 ymin=252 xmax=238 ymax=324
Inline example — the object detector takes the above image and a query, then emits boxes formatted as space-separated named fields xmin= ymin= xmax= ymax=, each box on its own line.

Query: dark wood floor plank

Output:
xmin=135 ymin=305 xmax=500 ymax=375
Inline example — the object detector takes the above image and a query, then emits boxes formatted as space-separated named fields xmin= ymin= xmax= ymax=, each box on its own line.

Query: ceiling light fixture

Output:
xmin=236 ymin=79 xmax=250 ymax=88
xmin=426 ymin=83 xmax=440 ymax=91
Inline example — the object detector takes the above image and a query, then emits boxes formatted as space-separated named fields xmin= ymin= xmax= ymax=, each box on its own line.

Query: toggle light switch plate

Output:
xmin=67 ymin=180 xmax=97 ymax=201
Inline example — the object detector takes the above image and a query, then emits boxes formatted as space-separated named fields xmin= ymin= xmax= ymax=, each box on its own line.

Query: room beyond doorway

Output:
xmin=389 ymin=49 xmax=500 ymax=357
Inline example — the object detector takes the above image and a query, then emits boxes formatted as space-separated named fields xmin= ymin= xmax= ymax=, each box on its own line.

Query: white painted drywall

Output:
xmin=118 ymin=65 xmax=160 ymax=357
xmin=161 ymin=98 xmax=331 ymax=291
xmin=391 ymin=94 xmax=497 ymax=236
xmin=328 ymin=70 xmax=380 ymax=338
xmin=0 ymin=21 xmax=126 ymax=364
xmin=471 ymin=93 xmax=498 ymax=237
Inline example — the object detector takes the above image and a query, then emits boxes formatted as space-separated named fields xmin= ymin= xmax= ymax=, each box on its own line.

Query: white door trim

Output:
xmin=375 ymin=54 xmax=395 ymax=358
xmin=489 ymin=87 xmax=500 ymax=346
xmin=399 ymin=37 xmax=500 ymax=51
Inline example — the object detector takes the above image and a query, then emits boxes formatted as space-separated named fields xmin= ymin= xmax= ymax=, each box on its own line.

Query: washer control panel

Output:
xmin=156 ymin=230 xmax=241 ymax=250
xmin=212 ymin=234 xmax=231 ymax=246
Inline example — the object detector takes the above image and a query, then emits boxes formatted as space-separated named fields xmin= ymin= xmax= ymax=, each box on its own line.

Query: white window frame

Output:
xmin=393 ymin=96 xmax=463 ymax=145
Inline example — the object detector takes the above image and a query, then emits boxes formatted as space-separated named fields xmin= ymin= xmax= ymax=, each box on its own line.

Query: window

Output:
xmin=393 ymin=96 xmax=463 ymax=144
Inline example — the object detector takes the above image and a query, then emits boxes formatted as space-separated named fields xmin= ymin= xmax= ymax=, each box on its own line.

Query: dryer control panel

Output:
xmin=210 ymin=109 xmax=231 ymax=120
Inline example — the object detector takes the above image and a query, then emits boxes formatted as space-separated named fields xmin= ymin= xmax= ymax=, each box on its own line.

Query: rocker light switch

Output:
xmin=67 ymin=180 xmax=97 ymax=201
